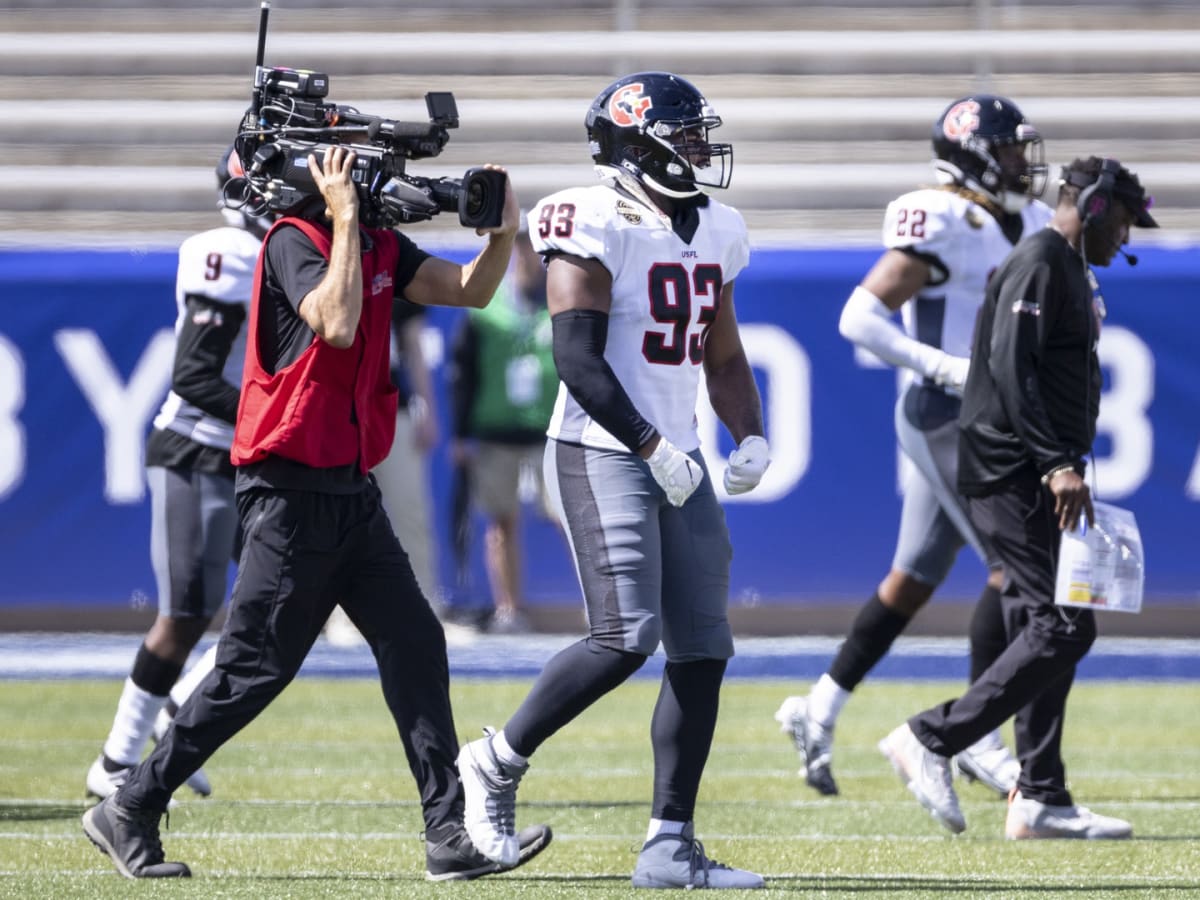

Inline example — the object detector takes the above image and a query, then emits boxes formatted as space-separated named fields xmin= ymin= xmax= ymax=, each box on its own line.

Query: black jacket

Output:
xmin=958 ymin=227 xmax=1102 ymax=495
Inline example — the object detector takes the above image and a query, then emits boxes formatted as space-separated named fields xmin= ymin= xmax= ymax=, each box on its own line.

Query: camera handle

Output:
xmin=377 ymin=179 xmax=441 ymax=223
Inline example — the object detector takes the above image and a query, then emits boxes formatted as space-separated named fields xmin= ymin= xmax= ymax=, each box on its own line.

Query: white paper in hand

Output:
xmin=1054 ymin=501 xmax=1145 ymax=614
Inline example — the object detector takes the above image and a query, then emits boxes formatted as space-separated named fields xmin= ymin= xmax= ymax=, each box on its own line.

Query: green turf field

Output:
xmin=1 ymin=677 xmax=1196 ymax=898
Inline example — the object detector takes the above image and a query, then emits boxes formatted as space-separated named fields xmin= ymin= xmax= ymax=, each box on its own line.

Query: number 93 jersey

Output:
xmin=529 ymin=184 xmax=749 ymax=453
xmin=882 ymin=188 xmax=1052 ymax=359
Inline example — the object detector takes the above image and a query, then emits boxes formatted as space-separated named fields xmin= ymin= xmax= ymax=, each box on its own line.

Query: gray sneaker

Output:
xmin=774 ymin=695 xmax=838 ymax=796
xmin=879 ymin=723 xmax=966 ymax=834
xmin=81 ymin=795 xmax=190 ymax=879
xmin=456 ymin=728 xmax=527 ymax=866
xmin=425 ymin=822 xmax=553 ymax=881
xmin=631 ymin=822 xmax=764 ymax=890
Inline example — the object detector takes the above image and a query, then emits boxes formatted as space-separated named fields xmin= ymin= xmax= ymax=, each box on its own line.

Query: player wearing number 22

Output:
xmin=776 ymin=95 xmax=1054 ymax=799
xmin=455 ymin=72 xmax=769 ymax=890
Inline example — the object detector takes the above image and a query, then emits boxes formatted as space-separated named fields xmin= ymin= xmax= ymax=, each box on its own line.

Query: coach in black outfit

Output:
xmin=881 ymin=156 xmax=1156 ymax=840
xmin=83 ymin=146 xmax=550 ymax=880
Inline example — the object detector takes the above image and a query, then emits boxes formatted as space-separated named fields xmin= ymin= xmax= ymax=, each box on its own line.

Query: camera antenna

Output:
xmin=251 ymin=0 xmax=272 ymax=121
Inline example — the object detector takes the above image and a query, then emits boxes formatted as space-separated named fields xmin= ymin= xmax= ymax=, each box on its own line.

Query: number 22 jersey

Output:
xmin=882 ymin=187 xmax=1053 ymax=365
xmin=529 ymin=183 xmax=750 ymax=454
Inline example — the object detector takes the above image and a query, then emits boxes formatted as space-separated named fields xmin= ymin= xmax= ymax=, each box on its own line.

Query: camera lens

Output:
xmin=458 ymin=168 xmax=505 ymax=229
xmin=464 ymin=178 xmax=487 ymax=219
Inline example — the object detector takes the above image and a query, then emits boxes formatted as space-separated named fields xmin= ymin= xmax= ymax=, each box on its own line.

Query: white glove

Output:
xmin=646 ymin=438 xmax=704 ymax=507
xmin=723 ymin=435 xmax=770 ymax=495
xmin=930 ymin=353 xmax=971 ymax=394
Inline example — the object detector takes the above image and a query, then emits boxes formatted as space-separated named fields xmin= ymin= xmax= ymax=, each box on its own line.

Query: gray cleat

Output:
xmin=632 ymin=821 xmax=764 ymax=890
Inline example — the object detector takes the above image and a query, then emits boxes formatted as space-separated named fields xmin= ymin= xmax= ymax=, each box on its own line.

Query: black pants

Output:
xmin=908 ymin=470 xmax=1096 ymax=806
xmin=121 ymin=480 xmax=463 ymax=831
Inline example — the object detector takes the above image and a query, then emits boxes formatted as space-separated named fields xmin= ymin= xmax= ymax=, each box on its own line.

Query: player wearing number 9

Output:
xmin=453 ymin=72 xmax=767 ymax=889
xmin=86 ymin=145 xmax=273 ymax=806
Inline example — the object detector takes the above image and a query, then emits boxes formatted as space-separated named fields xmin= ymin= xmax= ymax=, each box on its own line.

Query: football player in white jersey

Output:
xmin=87 ymin=147 xmax=270 ymax=803
xmin=775 ymin=95 xmax=1052 ymax=798
xmin=457 ymin=72 xmax=769 ymax=890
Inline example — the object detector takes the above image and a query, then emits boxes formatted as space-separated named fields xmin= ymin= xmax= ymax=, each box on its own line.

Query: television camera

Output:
xmin=227 ymin=3 xmax=505 ymax=230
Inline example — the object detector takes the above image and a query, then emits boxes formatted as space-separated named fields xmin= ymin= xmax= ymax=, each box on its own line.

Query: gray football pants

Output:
xmin=892 ymin=383 xmax=997 ymax=585
xmin=544 ymin=439 xmax=735 ymax=661
xmin=147 ymin=465 xmax=238 ymax=619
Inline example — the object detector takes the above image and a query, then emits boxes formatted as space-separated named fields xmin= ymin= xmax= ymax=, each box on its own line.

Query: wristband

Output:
xmin=1040 ymin=463 xmax=1077 ymax=486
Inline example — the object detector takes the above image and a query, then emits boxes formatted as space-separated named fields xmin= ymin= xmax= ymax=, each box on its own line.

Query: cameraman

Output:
xmin=84 ymin=146 xmax=551 ymax=881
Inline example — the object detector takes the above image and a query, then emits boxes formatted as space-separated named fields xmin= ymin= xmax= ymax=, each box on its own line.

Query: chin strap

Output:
xmin=594 ymin=165 xmax=701 ymax=208
xmin=639 ymin=171 xmax=702 ymax=200
xmin=932 ymin=159 xmax=1024 ymax=213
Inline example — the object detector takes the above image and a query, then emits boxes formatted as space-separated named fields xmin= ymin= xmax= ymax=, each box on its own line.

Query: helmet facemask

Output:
xmin=635 ymin=117 xmax=732 ymax=197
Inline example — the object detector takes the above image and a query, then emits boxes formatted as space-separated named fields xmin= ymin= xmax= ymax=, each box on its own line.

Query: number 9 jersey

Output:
xmin=152 ymin=225 xmax=261 ymax=451
xmin=529 ymin=184 xmax=749 ymax=454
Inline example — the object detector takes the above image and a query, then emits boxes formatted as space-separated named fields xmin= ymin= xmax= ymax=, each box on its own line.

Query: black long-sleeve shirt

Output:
xmin=145 ymin=294 xmax=247 ymax=476
xmin=958 ymin=227 xmax=1101 ymax=495
xmin=171 ymin=295 xmax=246 ymax=424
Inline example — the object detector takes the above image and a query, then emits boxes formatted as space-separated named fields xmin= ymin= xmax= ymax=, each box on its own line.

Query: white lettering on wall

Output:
xmin=54 ymin=328 xmax=174 ymax=503
xmin=0 ymin=334 xmax=26 ymax=501
xmin=698 ymin=323 xmax=811 ymax=503
xmin=1095 ymin=326 xmax=1154 ymax=499
xmin=1188 ymin=445 xmax=1200 ymax=500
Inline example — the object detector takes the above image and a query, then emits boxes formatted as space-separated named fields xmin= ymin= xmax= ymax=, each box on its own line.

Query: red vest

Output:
xmin=231 ymin=217 xmax=400 ymax=473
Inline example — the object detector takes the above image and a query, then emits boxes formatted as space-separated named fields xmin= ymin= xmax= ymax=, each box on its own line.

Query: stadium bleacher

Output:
xmin=1 ymin=0 xmax=1197 ymax=248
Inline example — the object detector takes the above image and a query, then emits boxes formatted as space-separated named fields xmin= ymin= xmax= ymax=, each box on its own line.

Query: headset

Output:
xmin=1068 ymin=157 xmax=1139 ymax=265
xmin=1074 ymin=157 xmax=1122 ymax=226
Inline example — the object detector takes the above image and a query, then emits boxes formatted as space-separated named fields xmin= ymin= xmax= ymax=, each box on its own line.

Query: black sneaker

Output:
xmin=82 ymin=795 xmax=191 ymax=879
xmin=425 ymin=822 xmax=553 ymax=882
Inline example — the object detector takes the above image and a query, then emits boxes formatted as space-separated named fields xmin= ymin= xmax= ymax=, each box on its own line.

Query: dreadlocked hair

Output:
xmin=932 ymin=183 xmax=1006 ymax=219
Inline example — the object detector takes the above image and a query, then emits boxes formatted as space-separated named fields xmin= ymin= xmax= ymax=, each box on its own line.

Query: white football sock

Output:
xmin=807 ymin=673 xmax=851 ymax=730
xmin=103 ymin=678 xmax=168 ymax=766
xmin=492 ymin=729 xmax=528 ymax=769
xmin=169 ymin=644 xmax=218 ymax=708
xmin=646 ymin=818 xmax=687 ymax=841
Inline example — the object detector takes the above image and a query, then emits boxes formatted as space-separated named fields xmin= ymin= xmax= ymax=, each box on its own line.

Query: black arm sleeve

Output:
xmin=448 ymin=316 xmax=480 ymax=439
xmin=551 ymin=309 xmax=658 ymax=453
xmin=172 ymin=294 xmax=247 ymax=424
